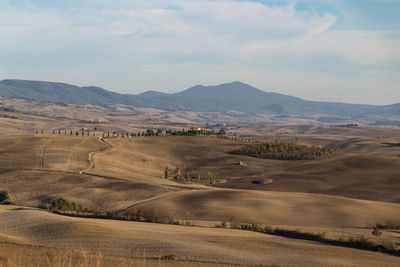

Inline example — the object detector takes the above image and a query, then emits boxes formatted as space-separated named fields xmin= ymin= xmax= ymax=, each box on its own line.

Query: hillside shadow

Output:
xmin=382 ymin=142 xmax=400 ymax=147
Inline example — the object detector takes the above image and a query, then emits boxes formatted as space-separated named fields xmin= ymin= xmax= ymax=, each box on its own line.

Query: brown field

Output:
xmin=88 ymin=136 xmax=400 ymax=203
xmin=1 ymin=129 xmax=400 ymax=266
xmin=1 ymin=206 xmax=400 ymax=267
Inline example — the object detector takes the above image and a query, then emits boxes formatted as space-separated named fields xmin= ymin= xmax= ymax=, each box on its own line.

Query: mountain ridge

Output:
xmin=0 ymin=79 xmax=398 ymax=121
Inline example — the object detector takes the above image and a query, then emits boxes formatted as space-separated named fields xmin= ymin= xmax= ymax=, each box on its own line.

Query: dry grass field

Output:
xmin=1 ymin=131 xmax=400 ymax=266
xmin=1 ymin=206 xmax=400 ymax=267
xmin=90 ymin=136 xmax=400 ymax=203
xmin=0 ymin=135 xmax=179 ymax=211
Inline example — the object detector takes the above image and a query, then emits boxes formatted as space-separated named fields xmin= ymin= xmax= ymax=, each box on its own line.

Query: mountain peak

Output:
xmin=0 ymin=79 xmax=398 ymax=120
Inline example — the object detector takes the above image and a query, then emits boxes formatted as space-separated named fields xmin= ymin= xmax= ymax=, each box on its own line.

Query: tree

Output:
xmin=274 ymin=133 xmax=282 ymax=144
xmin=165 ymin=166 xmax=170 ymax=179
xmin=51 ymin=198 xmax=71 ymax=210
xmin=0 ymin=190 xmax=10 ymax=203
xmin=218 ymin=128 xmax=226 ymax=135
xmin=146 ymin=129 xmax=155 ymax=136
xmin=372 ymin=226 xmax=382 ymax=237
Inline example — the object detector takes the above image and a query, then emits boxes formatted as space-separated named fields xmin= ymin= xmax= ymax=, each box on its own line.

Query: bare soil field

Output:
xmin=1 ymin=132 xmax=400 ymax=266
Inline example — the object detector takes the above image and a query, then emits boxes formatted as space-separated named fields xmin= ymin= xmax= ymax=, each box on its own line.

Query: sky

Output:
xmin=0 ymin=0 xmax=399 ymax=105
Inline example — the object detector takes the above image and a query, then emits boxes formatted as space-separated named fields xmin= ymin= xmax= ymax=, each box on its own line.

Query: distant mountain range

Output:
xmin=0 ymin=79 xmax=399 ymax=121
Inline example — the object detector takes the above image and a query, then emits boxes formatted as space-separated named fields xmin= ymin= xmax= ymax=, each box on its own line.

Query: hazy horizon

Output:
xmin=1 ymin=78 xmax=400 ymax=107
xmin=1 ymin=0 xmax=399 ymax=105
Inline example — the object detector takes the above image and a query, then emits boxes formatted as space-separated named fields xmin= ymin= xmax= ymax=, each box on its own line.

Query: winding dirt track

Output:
xmin=80 ymin=137 xmax=113 ymax=175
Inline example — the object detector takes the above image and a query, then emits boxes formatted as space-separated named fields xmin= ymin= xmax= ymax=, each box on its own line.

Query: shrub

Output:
xmin=221 ymin=220 xmax=227 ymax=228
xmin=228 ymin=222 xmax=399 ymax=256
xmin=49 ymin=198 xmax=83 ymax=212
xmin=348 ymin=236 xmax=376 ymax=249
xmin=159 ymin=255 xmax=181 ymax=261
xmin=51 ymin=198 xmax=71 ymax=210
xmin=251 ymin=179 xmax=273 ymax=185
xmin=0 ymin=190 xmax=13 ymax=205
xmin=171 ymin=168 xmax=225 ymax=186
xmin=372 ymin=226 xmax=382 ymax=237
xmin=0 ymin=190 xmax=10 ymax=203
xmin=376 ymin=222 xmax=400 ymax=230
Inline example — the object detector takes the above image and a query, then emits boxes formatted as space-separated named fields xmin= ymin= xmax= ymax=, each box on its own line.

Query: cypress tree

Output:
xmin=165 ymin=166 xmax=170 ymax=179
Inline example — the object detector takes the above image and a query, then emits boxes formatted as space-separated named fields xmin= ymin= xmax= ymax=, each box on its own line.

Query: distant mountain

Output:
xmin=136 ymin=82 xmax=304 ymax=114
xmin=0 ymin=79 xmax=143 ymax=107
xmin=0 ymin=79 xmax=399 ymax=120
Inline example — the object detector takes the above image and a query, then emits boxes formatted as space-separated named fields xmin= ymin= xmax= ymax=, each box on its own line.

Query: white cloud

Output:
xmin=0 ymin=0 xmax=399 ymax=104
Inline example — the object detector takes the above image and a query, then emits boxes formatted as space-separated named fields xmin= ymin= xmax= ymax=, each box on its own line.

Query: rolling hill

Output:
xmin=0 ymin=79 xmax=399 ymax=120
xmin=0 ymin=79 xmax=143 ymax=107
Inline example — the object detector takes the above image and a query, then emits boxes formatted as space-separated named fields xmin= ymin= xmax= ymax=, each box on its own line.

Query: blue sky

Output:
xmin=0 ymin=0 xmax=399 ymax=105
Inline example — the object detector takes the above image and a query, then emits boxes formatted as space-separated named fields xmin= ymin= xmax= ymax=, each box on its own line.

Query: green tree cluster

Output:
xmin=232 ymin=142 xmax=340 ymax=160
xmin=49 ymin=198 xmax=83 ymax=212
xmin=164 ymin=166 xmax=222 ymax=185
